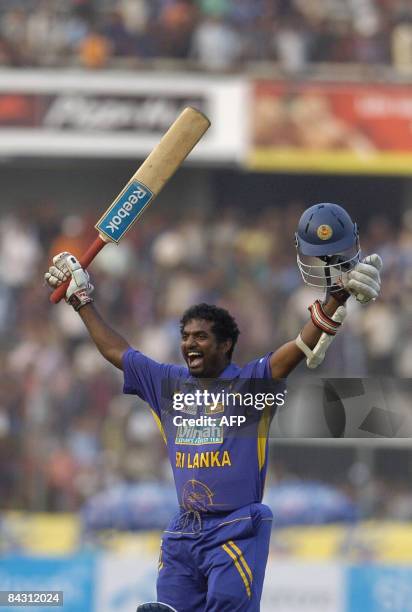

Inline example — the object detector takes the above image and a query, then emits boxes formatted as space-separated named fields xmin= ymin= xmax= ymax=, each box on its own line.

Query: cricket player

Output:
xmin=45 ymin=203 xmax=382 ymax=611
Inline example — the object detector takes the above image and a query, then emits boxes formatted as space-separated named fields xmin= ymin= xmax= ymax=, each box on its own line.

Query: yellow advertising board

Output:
xmin=3 ymin=513 xmax=412 ymax=563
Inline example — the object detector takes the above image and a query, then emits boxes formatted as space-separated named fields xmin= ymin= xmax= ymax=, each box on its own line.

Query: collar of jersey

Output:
xmin=186 ymin=362 xmax=240 ymax=382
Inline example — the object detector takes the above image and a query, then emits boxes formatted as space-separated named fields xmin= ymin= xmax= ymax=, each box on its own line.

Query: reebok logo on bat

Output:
xmin=105 ymin=188 xmax=147 ymax=233
xmin=96 ymin=180 xmax=154 ymax=243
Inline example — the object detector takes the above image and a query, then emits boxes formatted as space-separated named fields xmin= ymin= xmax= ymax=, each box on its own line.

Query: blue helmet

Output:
xmin=295 ymin=203 xmax=360 ymax=291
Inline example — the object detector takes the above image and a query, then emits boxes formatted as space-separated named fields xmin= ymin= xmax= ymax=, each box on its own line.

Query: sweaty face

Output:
xmin=181 ymin=319 xmax=231 ymax=378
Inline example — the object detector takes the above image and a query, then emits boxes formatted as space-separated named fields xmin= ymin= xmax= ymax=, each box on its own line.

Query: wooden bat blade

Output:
xmin=138 ymin=106 xmax=211 ymax=195
xmin=49 ymin=107 xmax=210 ymax=304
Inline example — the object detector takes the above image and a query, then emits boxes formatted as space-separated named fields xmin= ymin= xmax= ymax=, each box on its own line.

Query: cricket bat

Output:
xmin=50 ymin=106 xmax=210 ymax=303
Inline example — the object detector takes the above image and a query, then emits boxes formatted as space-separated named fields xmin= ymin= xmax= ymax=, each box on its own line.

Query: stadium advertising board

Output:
xmin=96 ymin=556 xmax=345 ymax=612
xmin=0 ymin=555 xmax=94 ymax=611
xmin=1 ymin=553 xmax=412 ymax=611
xmin=348 ymin=565 xmax=412 ymax=612
xmin=262 ymin=561 xmax=345 ymax=611
xmin=95 ymin=554 xmax=157 ymax=612
xmin=0 ymin=70 xmax=247 ymax=161
xmin=250 ymin=81 xmax=412 ymax=175
xmin=4 ymin=513 xmax=412 ymax=564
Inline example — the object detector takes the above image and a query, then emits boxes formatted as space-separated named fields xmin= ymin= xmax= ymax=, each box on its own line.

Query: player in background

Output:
xmin=45 ymin=203 xmax=382 ymax=612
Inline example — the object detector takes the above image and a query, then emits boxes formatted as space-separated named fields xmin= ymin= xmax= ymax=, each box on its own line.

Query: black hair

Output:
xmin=180 ymin=303 xmax=240 ymax=360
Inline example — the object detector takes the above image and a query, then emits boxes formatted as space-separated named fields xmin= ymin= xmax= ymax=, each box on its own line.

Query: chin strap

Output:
xmin=296 ymin=305 xmax=347 ymax=369
xmin=323 ymin=253 xmax=353 ymax=305
xmin=325 ymin=284 xmax=351 ymax=305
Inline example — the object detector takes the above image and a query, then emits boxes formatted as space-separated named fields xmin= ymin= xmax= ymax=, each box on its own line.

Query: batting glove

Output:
xmin=344 ymin=253 xmax=382 ymax=304
xmin=45 ymin=252 xmax=94 ymax=311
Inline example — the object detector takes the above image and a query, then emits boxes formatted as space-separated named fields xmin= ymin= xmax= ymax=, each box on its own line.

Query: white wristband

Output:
xmin=295 ymin=334 xmax=315 ymax=362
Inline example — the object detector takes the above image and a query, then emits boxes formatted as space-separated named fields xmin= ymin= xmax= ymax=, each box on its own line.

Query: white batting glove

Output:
xmin=344 ymin=254 xmax=382 ymax=304
xmin=45 ymin=252 xmax=94 ymax=311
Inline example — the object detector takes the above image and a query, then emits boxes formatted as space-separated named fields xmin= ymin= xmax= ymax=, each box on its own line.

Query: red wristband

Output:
xmin=309 ymin=300 xmax=341 ymax=336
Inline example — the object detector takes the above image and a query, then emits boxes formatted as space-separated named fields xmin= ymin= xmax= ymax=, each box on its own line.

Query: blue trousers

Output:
xmin=157 ymin=503 xmax=273 ymax=612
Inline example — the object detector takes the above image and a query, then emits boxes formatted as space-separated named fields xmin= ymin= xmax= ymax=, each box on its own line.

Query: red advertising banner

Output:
xmin=250 ymin=81 xmax=412 ymax=175
xmin=0 ymin=94 xmax=41 ymax=126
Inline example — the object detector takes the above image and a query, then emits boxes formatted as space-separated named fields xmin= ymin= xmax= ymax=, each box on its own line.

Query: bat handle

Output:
xmin=49 ymin=235 xmax=108 ymax=304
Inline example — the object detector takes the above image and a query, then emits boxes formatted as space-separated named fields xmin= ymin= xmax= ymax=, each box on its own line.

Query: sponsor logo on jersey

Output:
xmin=205 ymin=401 xmax=224 ymax=415
xmin=173 ymin=392 xmax=198 ymax=415
xmin=175 ymin=424 xmax=223 ymax=445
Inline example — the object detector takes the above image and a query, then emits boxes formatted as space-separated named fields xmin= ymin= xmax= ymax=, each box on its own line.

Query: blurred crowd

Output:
xmin=1 ymin=0 xmax=412 ymax=72
xmin=0 ymin=199 xmax=411 ymax=513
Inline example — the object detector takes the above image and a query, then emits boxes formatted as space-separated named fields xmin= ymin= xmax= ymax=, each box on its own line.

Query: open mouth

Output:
xmin=187 ymin=351 xmax=204 ymax=369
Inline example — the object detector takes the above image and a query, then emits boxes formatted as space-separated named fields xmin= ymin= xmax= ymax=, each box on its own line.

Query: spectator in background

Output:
xmin=25 ymin=0 xmax=68 ymax=66
xmin=191 ymin=14 xmax=242 ymax=70
xmin=310 ymin=18 xmax=340 ymax=63
xmin=45 ymin=440 xmax=78 ymax=511
xmin=0 ymin=215 xmax=42 ymax=291
xmin=273 ymin=13 xmax=310 ymax=73
xmin=77 ymin=26 xmax=111 ymax=68
xmin=120 ymin=0 xmax=149 ymax=33
xmin=63 ymin=7 xmax=91 ymax=56
xmin=0 ymin=34 xmax=19 ymax=65
xmin=229 ymin=0 xmax=266 ymax=24
xmin=0 ymin=7 xmax=28 ymax=65
xmin=0 ymin=0 xmax=411 ymax=70
xmin=158 ymin=0 xmax=198 ymax=59
xmin=198 ymin=0 xmax=230 ymax=19
xmin=392 ymin=13 xmax=412 ymax=73
xmin=48 ymin=215 xmax=88 ymax=262
xmin=102 ymin=10 xmax=135 ymax=57
xmin=71 ymin=0 xmax=96 ymax=24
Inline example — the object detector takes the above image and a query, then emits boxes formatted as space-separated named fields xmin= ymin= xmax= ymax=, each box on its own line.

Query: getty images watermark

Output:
xmin=161 ymin=377 xmax=412 ymax=438
xmin=172 ymin=389 xmax=287 ymax=428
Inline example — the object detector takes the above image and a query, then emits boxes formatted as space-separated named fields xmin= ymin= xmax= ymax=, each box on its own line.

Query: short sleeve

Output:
xmin=122 ymin=347 xmax=187 ymax=417
xmin=240 ymin=352 xmax=273 ymax=379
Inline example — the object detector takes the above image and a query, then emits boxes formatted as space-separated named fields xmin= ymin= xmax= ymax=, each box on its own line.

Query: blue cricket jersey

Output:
xmin=123 ymin=349 xmax=283 ymax=514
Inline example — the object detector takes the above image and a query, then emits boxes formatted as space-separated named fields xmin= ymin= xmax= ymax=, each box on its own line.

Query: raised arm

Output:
xmin=270 ymin=254 xmax=382 ymax=379
xmin=45 ymin=252 xmax=129 ymax=369
xmin=78 ymin=304 xmax=129 ymax=369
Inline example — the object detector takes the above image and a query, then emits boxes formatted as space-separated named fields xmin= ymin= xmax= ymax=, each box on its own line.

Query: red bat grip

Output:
xmin=49 ymin=235 xmax=108 ymax=304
